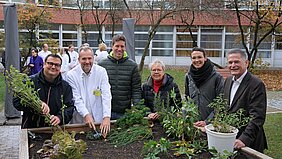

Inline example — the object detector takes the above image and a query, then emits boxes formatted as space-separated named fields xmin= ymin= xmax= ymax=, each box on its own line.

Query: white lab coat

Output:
xmin=67 ymin=64 xmax=111 ymax=123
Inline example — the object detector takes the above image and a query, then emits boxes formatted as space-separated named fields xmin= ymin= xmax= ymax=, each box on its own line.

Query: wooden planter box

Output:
xmin=19 ymin=123 xmax=272 ymax=159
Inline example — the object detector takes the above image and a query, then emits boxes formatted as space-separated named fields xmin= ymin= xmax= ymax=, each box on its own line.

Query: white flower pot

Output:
xmin=205 ymin=124 xmax=239 ymax=154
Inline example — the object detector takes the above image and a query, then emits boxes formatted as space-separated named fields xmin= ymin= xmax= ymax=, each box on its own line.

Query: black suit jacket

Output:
xmin=224 ymin=71 xmax=267 ymax=152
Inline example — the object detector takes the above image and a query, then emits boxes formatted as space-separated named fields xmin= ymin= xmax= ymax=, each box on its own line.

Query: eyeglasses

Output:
xmin=151 ymin=69 xmax=163 ymax=72
xmin=46 ymin=61 xmax=61 ymax=67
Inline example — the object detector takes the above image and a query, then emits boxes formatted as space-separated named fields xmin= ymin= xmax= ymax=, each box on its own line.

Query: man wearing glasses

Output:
xmin=13 ymin=54 xmax=75 ymax=128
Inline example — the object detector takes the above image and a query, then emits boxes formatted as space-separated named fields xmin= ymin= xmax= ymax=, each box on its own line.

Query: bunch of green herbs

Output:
xmin=109 ymin=103 xmax=152 ymax=147
xmin=208 ymin=95 xmax=251 ymax=133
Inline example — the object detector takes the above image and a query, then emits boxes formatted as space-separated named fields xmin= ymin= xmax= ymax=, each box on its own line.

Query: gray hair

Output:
xmin=149 ymin=59 xmax=165 ymax=71
xmin=227 ymin=49 xmax=248 ymax=60
xmin=79 ymin=46 xmax=94 ymax=56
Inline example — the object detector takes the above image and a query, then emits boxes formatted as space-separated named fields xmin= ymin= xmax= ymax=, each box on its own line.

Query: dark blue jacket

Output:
xmin=13 ymin=69 xmax=74 ymax=128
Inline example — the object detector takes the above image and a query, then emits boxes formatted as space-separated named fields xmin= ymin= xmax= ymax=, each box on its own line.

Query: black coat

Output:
xmin=98 ymin=54 xmax=141 ymax=114
xmin=141 ymin=74 xmax=182 ymax=112
xmin=13 ymin=69 xmax=75 ymax=128
xmin=224 ymin=72 xmax=268 ymax=152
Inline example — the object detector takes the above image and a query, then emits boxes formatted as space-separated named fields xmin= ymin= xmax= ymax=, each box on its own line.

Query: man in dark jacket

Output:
xmin=98 ymin=34 xmax=141 ymax=119
xmin=13 ymin=54 xmax=74 ymax=128
xmin=224 ymin=49 xmax=267 ymax=152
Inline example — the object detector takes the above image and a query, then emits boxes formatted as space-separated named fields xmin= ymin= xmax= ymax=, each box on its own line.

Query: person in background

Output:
xmin=95 ymin=43 xmax=108 ymax=63
xmin=38 ymin=43 xmax=52 ymax=61
xmin=224 ymin=49 xmax=267 ymax=152
xmin=68 ymin=44 xmax=79 ymax=70
xmin=28 ymin=48 xmax=43 ymax=75
xmin=56 ymin=47 xmax=70 ymax=80
xmin=142 ymin=59 xmax=181 ymax=120
xmin=98 ymin=34 xmax=141 ymax=120
xmin=185 ymin=47 xmax=224 ymax=127
xmin=13 ymin=54 xmax=74 ymax=128
xmin=67 ymin=46 xmax=111 ymax=137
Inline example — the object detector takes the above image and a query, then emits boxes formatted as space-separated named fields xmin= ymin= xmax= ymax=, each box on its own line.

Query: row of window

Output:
xmin=18 ymin=24 xmax=282 ymax=58
xmin=1 ymin=23 xmax=281 ymax=58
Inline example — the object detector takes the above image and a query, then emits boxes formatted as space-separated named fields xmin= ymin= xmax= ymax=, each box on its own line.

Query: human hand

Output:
xmin=84 ymin=114 xmax=96 ymax=130
xmin=148 ymin=112 xmax=159 ymax=120
xmin=41 ymin=102 xmax=50 ymax=115
xmin=194 ymin=121 xmax=206 ymax=127
xmin=50 ymin=115 xmax=61 ymax=126
xmin=100 ymin=117 xmax=110 ymax=138
xmin=234 ymin=139 xmax=245 ymax=149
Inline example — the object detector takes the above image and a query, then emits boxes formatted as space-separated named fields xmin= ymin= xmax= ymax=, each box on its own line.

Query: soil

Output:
xmin=29 ymin=123 xmax=212 ymax=159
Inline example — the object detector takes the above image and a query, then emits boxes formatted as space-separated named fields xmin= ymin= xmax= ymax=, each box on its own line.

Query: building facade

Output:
xmin=0 ymin=0 xmax=282 ymax=67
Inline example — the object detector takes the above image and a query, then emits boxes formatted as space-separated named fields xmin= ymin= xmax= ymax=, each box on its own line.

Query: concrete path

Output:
xmin=0 ymin=112 xmax=21 ymax=159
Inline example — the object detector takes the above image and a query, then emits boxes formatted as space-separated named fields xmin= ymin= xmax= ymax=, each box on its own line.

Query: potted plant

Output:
xmin=204 ymin=95 xmax=250 ymax=154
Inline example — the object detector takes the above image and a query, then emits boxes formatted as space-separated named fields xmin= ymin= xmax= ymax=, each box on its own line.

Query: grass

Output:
xmin=0 ymin=73 xmax=5 ymax=112
xmin=264 ymin=113 xmax=282 ymax=158
xmin=141 ymin=68 xmax=187 ymax=95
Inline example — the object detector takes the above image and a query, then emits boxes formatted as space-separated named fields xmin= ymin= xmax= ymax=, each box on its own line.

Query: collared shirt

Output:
xmin=38 ymin=50 xmax=52 ymax=61
xmin=230 ymin=70 xmax=248 ymax=105
xmin=67 ymin=64 xmax=112 ymax=123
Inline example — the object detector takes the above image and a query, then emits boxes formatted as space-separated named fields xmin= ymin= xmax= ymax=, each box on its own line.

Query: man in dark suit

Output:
xmin=224 ymin=49 xmax=267 ymax=153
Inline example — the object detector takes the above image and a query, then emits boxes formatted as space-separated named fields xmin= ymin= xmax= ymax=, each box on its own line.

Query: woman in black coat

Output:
xmin=141 ymin=59 xmax=181 ymax=120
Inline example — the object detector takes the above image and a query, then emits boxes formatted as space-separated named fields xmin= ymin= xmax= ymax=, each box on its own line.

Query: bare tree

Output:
xmin=231 ymin=0 xmax=282 ymax=67
xmin=138 ymin=0 xmax=185 ymax=74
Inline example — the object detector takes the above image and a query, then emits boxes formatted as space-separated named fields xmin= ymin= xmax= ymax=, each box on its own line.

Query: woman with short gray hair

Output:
xmin=142 ymin=59 xmax=181 ymax=120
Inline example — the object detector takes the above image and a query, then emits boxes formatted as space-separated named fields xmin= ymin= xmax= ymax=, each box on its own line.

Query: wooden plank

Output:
xmin=19 ymin=129 xmax=29 ymax=159
xmin=240 ymin=147 xmax=273 ymax=159
xmin=28 ymin=121 xmax=117 ymax=133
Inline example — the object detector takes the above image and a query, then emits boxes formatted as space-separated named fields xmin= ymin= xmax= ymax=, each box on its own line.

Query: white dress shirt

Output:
xmin=38 ymin=50 xmax=52 ymax=61
xmin=67 ymin=64 xmax=112 ymax=123
xmin=230 ymin=70 xmax=248 ymax=105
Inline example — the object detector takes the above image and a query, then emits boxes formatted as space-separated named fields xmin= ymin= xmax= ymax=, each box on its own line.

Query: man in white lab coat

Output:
xmin=67 ymin=46 xmax=111 ymax=137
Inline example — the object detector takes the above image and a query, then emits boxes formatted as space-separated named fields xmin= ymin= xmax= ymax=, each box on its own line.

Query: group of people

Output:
xmin=27 ymin=44 xmax=79 ymax=79
xmin=13 ymin=34 xmax=267 ymax=153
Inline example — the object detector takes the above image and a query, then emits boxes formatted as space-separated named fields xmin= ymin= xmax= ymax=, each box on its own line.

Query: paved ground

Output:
xmin=0 ymin=91 xmax=281 ymax=159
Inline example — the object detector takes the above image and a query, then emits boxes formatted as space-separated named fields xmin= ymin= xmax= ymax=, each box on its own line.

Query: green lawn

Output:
xmin=0 ymin=73 xmax=5 ymax=111
xmin=264 ymin=113 xmax=282 ymax=158
xmin=141 ymin=68 xmax=187 ymax=95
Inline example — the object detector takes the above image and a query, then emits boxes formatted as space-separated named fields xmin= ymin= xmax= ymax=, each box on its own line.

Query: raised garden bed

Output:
xmin=19 ymin=123 xmax=272 ymax=159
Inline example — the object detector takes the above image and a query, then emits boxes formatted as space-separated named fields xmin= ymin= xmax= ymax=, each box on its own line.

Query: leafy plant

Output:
xmin=116 ymin=103 xmax=150 ymax=129
xmin=50 ymin=131 xmax=87 ymax=159
xmin=5 ymin=66 xmax=53 ymax=126
xmin=150 ymin=92 xmax=207 ymax=158
xmin=208 ymin=95 xmax=251 ymax=133
xmin=109 ymin=104 xmax=152 ymax=147
xmin=143 ymin=138 xmax=172 ymax=159
xmin=6 ymin=66 xmax=87 ymax=158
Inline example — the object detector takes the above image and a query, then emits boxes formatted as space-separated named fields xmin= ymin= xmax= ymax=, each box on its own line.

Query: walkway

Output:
xmin=0 ymin=112 xmax=21 ymax=159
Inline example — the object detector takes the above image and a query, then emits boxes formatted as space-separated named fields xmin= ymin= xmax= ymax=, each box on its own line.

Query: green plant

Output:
xmin=5 ymin=66 xmax=53 ymax=125
xmin=151 ymin=93 xmax=207 ymax=158
xmin=50 ymin=131 xmax=87 ymax=159
xmin=109 ymin=104 xmax=152 ymax=147
xmin=143 ymin=138 xmax=172 ymax=159
xmin=208 ymin=95 xmax=251 ymax=133
xmin=116 ymin=103 xmax=150 ymax=129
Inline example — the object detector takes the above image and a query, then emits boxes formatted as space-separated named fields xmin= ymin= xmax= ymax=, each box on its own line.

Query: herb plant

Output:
xmin=208 ymin=95 xmax=251 ymax=133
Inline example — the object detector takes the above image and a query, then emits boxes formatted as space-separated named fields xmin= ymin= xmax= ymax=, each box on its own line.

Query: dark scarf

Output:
xmin=190 ymin=59 xmax=214 ymax=87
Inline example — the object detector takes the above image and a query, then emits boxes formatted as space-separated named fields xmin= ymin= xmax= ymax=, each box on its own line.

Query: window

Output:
xmin=176 ymin=26 xmax=198 ymax=57
xmin=200 ymin=27 xmax=222 ymax=57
